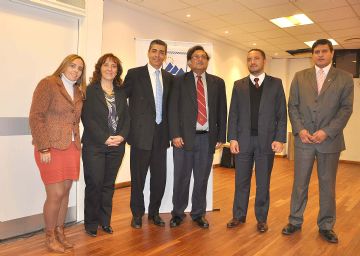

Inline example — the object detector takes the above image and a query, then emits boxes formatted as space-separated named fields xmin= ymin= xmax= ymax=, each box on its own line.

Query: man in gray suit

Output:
xmin=282 ymin=39 xmax=354 ymax=243
xmin=169 ymin=45 xmax=227 ymax=228
xmin=227 ymin=49 xmax=287 ymax=233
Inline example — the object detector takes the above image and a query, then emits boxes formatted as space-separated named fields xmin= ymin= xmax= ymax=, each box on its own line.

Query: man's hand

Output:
xmin=215 ymin=142 xmax=223 ymax=149
xmin=271 ymin=141 xmax=284 ymax=153
xmin=311 ymin=129 xmax=328 ymax=144
xmin=229 ymin=140 xmax=240 ymax=154
xmin=299 ymin=129 xmax=313 ymax=144
xmin=172 ymin=137 xmax=184 ymax=148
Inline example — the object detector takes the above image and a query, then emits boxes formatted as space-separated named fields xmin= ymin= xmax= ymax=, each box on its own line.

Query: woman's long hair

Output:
xmin=90 ymin=53 xmax=123 ymax=87
xmin=53 ymin=54 xmax=87 ymax=97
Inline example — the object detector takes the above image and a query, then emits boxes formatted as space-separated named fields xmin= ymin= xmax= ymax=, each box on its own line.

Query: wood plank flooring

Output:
xmin=1 ymin=158 xmax=359 ymax=256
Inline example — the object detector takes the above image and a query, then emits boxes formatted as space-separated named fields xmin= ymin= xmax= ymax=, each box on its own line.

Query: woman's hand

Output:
xmin=40 ymin=152 xmax=51 ymax=164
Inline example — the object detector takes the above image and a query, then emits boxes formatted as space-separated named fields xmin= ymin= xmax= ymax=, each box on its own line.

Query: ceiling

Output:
xmin=115 ymin=0 xmax=360 ymax=58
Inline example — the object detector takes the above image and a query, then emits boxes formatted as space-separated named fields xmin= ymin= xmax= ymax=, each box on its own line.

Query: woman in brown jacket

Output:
xmin=29 ymin=54 xmax=86 ymax=253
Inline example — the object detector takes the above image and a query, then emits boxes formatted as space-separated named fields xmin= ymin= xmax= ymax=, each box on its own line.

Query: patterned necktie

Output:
xmin=254 ymin=77 xmax=260 ymax=89
xmin=317 ymin=69 xmax=325 ymax=94
xmin=196 ymin=75 xmax=207 ymax=125
xmin=155 ymin=70 xmax=163 ymax=124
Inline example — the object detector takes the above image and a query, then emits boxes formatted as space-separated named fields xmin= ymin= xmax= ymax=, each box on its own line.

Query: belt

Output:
xmin=196 ymin=130 xmax=208 ymax=134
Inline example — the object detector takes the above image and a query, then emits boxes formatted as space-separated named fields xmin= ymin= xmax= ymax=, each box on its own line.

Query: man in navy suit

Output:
xmin=169 ymin=45 xmax=227 ymax=228
xmin=227 ymin=49 xmax=287 ymax=233
xmin=123 ymin=39 xmax=173 ymax=228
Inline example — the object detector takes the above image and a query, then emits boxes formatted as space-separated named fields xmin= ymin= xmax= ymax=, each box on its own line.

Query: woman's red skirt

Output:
xmin=34 ymin=142 xmax=80 ymax=185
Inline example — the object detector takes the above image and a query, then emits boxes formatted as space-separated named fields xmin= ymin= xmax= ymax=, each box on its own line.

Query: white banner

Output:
xmin=135 ymin=38 xmax=214 ymax=213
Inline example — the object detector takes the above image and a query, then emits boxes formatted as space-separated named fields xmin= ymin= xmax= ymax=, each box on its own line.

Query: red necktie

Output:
xmin=254 ymin=77 xmax=260 ymax=88
xmin=196 ymin=76 xmax=207 ymax=125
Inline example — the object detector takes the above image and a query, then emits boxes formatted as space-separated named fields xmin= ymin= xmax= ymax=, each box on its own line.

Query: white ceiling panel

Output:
xmin=239 ymin=21 xmax=280 ymax=33
xmin=293 ymin=0 xmax=349 ymax=12
xmin=136 ymin=0 xmax=190 ymax=13
xmin=197 ymin=0 xmax=248 ymax=16
xmin=283 ymin=24 xmax=324 ymax=36
xmin=190 ymin=17 xmax=230 ymax=30
xmin=233 ymin=0 xmax=292 ymax=9
xmin=254 ymin=4 xmax=302 ymax=19
xmin=265 ymin=36 xmax=300 ymax=45
xmin=179 ymin=0 xmax=217 ymax=6
xmin=319 ymin=17 xmax=360 ymax=31
xmin=166 ymin=7 xmax=213 ymax=22
xmin=219 ymin=11 xmax=264 ymax=25
xmin=253 ymin=29 xmax=291 ymax=39
xmin=308 ymin=6 xmax=357 ymax=23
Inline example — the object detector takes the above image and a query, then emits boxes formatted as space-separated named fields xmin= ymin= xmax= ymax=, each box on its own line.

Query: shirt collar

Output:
xmin=315 ymin=63 xmax=332 ymax=76
xmin=249 ymin=72 xmax=265 ymax=86
xmin=147 ymin=63 xmax=161 ymax=74
xmin=193 ymin=72 xmax=206 ymax=80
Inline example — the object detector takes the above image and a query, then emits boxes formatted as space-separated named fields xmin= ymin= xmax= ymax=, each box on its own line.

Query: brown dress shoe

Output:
xmin=55 ymin=225 xmax=74 ymax=249
xmin=226 ymin=217 xmax=246 ymax=228
xmin=45 ymin=229 xmax=65 ymax=253
xmin=193 ymin=216 xmax=209 ymax=228
xmin=257 ymin=222 xmax=268 ymax=233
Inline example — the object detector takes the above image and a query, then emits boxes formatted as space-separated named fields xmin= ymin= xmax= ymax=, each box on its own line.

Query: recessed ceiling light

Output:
xmin=186 ymin=14 xmax=191 ymax=18
xmin=274 ymin=53 xmax=279 ymax=56
xmin=304 ymin=39 xmax=338 ymax=47
xmin=270 ymin=14 xmax=313 ymax=28
xmin=224 ymin=30 xmax=229 ymax=34
xmin=252 ymin=43 xmax=257 ymax=46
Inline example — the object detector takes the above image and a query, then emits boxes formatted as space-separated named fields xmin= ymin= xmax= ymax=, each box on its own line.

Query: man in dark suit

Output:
xmin=282 ymin=39 xmax=354 ymax=243
xmin=123 ymin=39 xmax=173 ymax=228
xmin=226 ymin=49 xmax=287 ymax=233
xmin=169 ymin=45 xmax=227 ymax=228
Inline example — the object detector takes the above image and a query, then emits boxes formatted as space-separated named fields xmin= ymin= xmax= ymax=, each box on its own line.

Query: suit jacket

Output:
xmin=288 ymin=66 xmax=354 ymax=153
xmin=169 ymin=71 xmax=227 ymax=154
xmin=81 ymin=82 xmax=130 ymax=146
xmin=227 ymin=75 xmax=287 ymax=153
xmin=29 ymin=75 xmax=83 ymax=150
xmin=123 ymin=65 xmax=173 ymax=150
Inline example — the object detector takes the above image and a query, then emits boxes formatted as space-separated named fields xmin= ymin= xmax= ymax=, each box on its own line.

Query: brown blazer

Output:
xmin=29 ymin=75 xmax=83 ymax=150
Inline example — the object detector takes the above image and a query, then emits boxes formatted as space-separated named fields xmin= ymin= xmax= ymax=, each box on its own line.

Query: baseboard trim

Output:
xmin=339 ymin=160 xmax=360 ymax=165
xmin=275 ymin=154 xmax=287 ymax=158
xmin=115 ymin=181 xmax=131 ymax=189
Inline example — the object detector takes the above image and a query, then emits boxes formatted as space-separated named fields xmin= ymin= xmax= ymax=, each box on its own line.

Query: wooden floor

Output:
xmin=1 ymin=158 xmax=359 ymax=256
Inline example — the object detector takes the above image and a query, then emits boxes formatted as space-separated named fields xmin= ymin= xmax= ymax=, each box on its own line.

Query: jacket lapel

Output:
xmin=55 ymin=77 xmax=74 ymax=104
xmin=319 ymin=67 xmax=336 ymax=95
xmin=205 ymin=73 xmax=215 ymax=118
xmin=187 ymin=72 xmax=197 ymax=110
xmin=94 ymin=83 xmax=107 ymax=108
xmin=142 ymin=65 xmax=156 ymax=112
xmin=309 ymin=68 xmax=318 ymax=93
xmin=259 ymin=75 xmax=269 ymax=113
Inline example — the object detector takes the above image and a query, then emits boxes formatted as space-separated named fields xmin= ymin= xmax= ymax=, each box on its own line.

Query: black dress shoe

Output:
xmin=101 ymin=225 xmax=113 ymax=234
xmin=85 ymin=229 xmax=97 ymax=237
xmin=257 ymin=222 xmax=268 ymax=233
xmin=131 ymin=216 xmax=142 ymax=229
xmin=170 ymin=216 xmax=183 ymax=228
xmin=319 ymin=229 xmax=338 ymax=243
xmin=193 ymin=216 xmax=209 ymax=228
xmin=282 ymin=223 xmax=301 ymax=235
xmin=148 ymin=214 xmax=165 ymax=227
xmin=226 ymin=217 xmax=246 ymax=228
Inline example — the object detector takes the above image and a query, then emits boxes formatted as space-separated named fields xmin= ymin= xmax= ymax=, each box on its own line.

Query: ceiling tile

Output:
xmin=211 ymin=26 xmax=245 ymax=37
xmin=166 ymin=7 xmax=213 ymax=22
xmin=293 ymin=0 xmax=349 ymax=12
xmin=293 ymin=32 xmax=331 ymax=41
xmin=227 ymin=32 xmax=260 ymax=42
xmin=328 ymin=28 xmax=360 ymax=38
xmin=238 ymin=21 xmax=280 ymax=33
xmin=219 ymin=11 xmax=264 ymax=25
xmin=319 ymin=17 xmax=360 ymax=31
xmin=283 ymin=24 xmax=324 ymax=36
xmin=277 ymin=42 xmax=310 ymax=50
xmin=197 ymin=0 xmax=248 ymax=16
xmin=265 ymin=36 xmax=300 ymax=45
xmin=254 ymin=4 xmax=302 ymax=19
xmin=233 ymin=0 xmax=291 ymax=9
xmin=307 ymin=6 xmax=357 ymax=23
xmin=347 ymin=0 xmax=360 ymax=4
xmin=190 ymin=17 xmax=230 ymax=30
xmin=134 ymin=0 xmax=190 ymax=13
xmin=180 ymin=0 xmax=218 ymax=6
xmin=351 ymin=4 xmax=360 ymax=15
xmin=253 ymin=29 xmax=290 ymax=39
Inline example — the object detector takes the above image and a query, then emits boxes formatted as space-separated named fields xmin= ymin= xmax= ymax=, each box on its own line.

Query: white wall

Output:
xmin=102 ymin=0 xmax=250 ymax=183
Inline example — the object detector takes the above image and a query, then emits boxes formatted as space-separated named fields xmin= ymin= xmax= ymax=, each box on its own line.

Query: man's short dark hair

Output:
xmin=186 ymin=45 xmax=210 ymax=61
xmin=148 ymin=39 xmax=167 ymax=54
xmin=248 ymin=48 xmax=266 ymax=59
xmin=312 ymin=39 xmax=333 ymax=53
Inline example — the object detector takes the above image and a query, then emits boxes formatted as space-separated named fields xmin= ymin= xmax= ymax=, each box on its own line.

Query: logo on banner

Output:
xmin=164 ymin=52 xmax=187 ymax=76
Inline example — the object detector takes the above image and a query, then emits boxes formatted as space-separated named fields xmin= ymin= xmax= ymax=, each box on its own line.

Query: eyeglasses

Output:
xmin=191 ymin=55 xmax=208 ymax=60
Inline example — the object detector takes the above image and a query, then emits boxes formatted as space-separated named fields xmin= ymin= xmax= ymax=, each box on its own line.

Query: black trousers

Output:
xmin=232 ymin=136 xmax=274 ymax=222
xmin=130 ymin=124 xmax=167 ymax=217
xmin=82 ymin=144 xmax=125 ymax=231
xmin=172 ymin=133 xmax=213 ymax=220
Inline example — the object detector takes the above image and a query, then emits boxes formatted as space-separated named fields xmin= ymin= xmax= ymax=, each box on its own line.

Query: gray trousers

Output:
xmin=289 ymin=146 xmax=340 ymax=230
xmin=232 ymin=136 xmax=275 ymax=222
xmin=172 ymin=133 xmax=213 ymax=219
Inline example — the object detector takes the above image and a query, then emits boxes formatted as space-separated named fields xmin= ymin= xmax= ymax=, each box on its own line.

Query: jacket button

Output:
xmin=73 ymin=122 xmax=76 ymax=125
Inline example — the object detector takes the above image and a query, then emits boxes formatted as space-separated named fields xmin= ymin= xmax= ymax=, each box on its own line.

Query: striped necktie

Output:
xmin=155 ymin=70 xmax=163 ymax=124
xmin=196 ymin=75 xmax=207 ymax=125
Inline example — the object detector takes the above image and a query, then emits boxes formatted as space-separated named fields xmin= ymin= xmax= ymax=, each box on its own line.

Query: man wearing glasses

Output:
xmin=168 ymin=45 xmax=227 ymax=228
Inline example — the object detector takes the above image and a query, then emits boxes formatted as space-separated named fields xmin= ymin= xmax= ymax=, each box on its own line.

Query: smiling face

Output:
xmin=247 ymin=50 xmax=265 ymax=76
xmin=148 ymin=43 xmax=166 ymax=69
xmin=188 ymin=49 xmax=209 ymax=75
xmin=101 ymin=57 xmax=118 ymax=82
xmin=63 ymin=58 xmax=84 ymax=82
xmin=312 ymin=44 xmax=334 ymax=68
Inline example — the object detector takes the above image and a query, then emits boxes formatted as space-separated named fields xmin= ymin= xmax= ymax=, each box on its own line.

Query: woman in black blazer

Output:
xmin=81 ymin=53 xmax=129 ymax=237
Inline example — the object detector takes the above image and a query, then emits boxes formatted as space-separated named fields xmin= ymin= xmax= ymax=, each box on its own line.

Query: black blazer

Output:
xmin=227 ymin=75 xmax=287 ymax=153
xmin=123 ymin=65 xmax=173 ymax=151
xmin=169 ymin=71 xmax=227 ymax=154
xmin=81 ymin=82 xmax=130 ymax=146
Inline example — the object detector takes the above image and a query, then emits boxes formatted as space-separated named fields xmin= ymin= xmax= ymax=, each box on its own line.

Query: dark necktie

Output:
xmin=254 ymin=77 xmax=260 ymax=89
xmin=196 ymin=75 xmax=207 ymax=125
